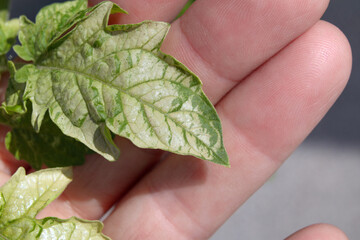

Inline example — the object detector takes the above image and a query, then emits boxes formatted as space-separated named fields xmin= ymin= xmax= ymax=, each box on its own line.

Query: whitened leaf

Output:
xmin=0 ymin=168 xmax=110 ymax=240
xmin=15 ymin=1 xmax=229 ymax=165
xmin=0 ymin=167 xmax=72 ymax=222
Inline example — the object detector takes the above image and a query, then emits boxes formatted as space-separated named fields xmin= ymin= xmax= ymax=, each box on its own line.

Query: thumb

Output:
xmin=286 ymin=224 xmax=348 ymax=240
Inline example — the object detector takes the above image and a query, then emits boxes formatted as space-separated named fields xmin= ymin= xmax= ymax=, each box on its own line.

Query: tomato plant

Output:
xmin=0 ymin=0 xmax=228 ymax=238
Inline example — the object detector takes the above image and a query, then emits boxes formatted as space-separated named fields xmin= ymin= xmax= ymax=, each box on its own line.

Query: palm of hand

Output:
xmin=0 ymin=0 xmax=351 ymax=239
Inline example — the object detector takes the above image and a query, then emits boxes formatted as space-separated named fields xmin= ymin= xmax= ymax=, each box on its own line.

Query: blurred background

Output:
xmin=9 ymin=0 xmax=360 ymax=239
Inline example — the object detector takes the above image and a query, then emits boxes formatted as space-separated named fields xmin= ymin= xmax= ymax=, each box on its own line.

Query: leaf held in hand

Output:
xmin=15 ymin=1 xmax=229 ymax=165
xmin=0 ymin=167 xmax=110 ymax=240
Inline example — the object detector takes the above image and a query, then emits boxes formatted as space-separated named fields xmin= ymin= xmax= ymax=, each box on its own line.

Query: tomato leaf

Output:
xmin=0 ymin=167 xmax=72 ymax=221
xmin=14 ymin=1 xmax=229 ymax=165
xmin=4 ymin=110 xmax=89 ymax=169
xmin=13 ymin=0 xmax=88 ymax=62
xmin=0 ymin=167 xmax=110 ymax=239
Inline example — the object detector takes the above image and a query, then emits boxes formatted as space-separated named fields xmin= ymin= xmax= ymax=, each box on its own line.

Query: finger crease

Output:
xmin=178 ymin=19 xmax=238 ymax=86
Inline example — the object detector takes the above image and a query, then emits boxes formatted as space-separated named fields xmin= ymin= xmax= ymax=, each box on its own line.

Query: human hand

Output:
xmin=0 ymin=0 xmax=352 ymax=239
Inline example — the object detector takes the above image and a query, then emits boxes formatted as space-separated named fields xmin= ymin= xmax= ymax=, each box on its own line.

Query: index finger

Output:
xmin=89 ymin=0 xmax=188 ymax=23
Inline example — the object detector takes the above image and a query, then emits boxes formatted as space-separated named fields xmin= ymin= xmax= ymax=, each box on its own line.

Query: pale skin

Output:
xmin=0 ymin=0 xmax=353 ymax=239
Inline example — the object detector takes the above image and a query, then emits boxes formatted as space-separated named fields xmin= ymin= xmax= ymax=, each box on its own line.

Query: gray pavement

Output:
xmin=211 ymin=142 xmax=360 ymax=239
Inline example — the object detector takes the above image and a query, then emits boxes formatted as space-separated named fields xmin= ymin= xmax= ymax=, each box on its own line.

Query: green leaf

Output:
xmin=0 ymin=62 xmax=27 ymax=125
xmin=0 ymin=0 xmax=19 ymax=76
xmin=14 ymin=0 xmax=88 ymax=62
xmin=0 ymin=63 xmax=88 ymax=170
xmin=2 ymin=61 xmax=27 ymax=115
xmin=0 ymin=18 xmax=18 ymax=55
xmin=4 ymin=109 xmax=89 ymax=169
xmin=0 ymin=6 xmax=19 ymax=75
xmin=0 ymin=217 xmax=42 ymax=239
xmin=36 ymin=217 xmax=110 ymax=240
xmin=0 ymin=167 xmax=110 ymax=239
xmin=16 ymin=1 xmax=229 ymax=165
xmin=0 ymin=216 xmax=110 ymax=240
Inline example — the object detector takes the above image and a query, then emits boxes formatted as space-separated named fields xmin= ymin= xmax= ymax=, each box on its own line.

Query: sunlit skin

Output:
xmin=0 ymin=0 xmax=352 ymax=239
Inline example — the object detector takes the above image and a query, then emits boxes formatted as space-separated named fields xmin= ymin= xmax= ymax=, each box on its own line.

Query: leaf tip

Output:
xmin=110 ymin=2 xmax=128 ymax=15
xmin=60 ymin=167 xmax=73 ymax=180
xmin=212 ymin=149 xmax=230 ymax=167
xmin=14 ymin=166 xmax=26 ymax=176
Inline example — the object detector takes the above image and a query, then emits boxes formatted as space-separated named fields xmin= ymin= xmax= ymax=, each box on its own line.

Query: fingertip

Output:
xmin=312 ymin=20 xmax=352 ymax=92
xmin=286 ymin=223 xmax=348 ymax=240
xmin=293 ymin=20 xmax=352 ymax=89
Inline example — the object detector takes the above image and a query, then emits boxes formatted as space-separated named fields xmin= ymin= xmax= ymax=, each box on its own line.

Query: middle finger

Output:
xmin=162 ymin=0 xmax=330 ymax=102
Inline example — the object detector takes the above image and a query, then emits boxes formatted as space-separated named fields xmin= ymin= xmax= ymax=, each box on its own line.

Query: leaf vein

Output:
xmin=62 ymin=28 xmax=102 ymax=66
xmin=37 ymin=66 xmax=221 ymax=161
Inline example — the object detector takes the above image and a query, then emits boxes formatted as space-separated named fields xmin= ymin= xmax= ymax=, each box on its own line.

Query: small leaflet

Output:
xmin=0 ymin=167 xmax=110 ymax=239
